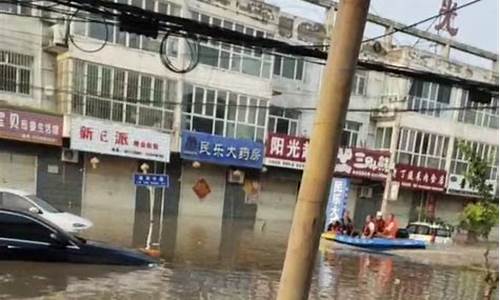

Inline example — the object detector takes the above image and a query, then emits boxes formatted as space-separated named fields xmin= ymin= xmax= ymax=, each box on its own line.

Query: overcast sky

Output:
xmin=266 ymin=0 xmax=499 ymax=63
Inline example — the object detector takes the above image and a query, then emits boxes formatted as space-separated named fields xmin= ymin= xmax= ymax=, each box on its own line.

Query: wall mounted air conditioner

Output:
xmin=371 ymin=103 xmax=396 ymax=119
xmin=61 ymin=149 xmax=79 ymax=163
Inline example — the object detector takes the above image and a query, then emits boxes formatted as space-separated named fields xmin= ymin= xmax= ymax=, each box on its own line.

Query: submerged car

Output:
xmin=407 ymin=222 xmax=453 ymax=244
xmin=0 ymin=209 xmax=157 ymax=266
xmin=0 ymin=188 xmax=92 ymax=233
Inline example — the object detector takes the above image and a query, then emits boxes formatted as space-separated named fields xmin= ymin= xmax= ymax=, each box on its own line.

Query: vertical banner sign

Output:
xmin=324 ymin=177 xmax=350 ymax=230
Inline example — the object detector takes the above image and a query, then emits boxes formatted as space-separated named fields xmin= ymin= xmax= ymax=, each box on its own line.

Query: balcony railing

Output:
xmin=71 ymin=94 xmax=174 ymax=131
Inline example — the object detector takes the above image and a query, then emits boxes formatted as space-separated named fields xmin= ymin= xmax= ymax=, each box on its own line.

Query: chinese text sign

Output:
xmin=181 ymin=131 xmax=264 ymax=169
xmin=394 ymin=164 xmax=447 ymax=192
xmin=0 ymin=109 xmax=62 ymax=146
xmin=324 ymin=177 xmax=350 ymax=230
xmin=70 ymin=116 xmax=171 ymax=162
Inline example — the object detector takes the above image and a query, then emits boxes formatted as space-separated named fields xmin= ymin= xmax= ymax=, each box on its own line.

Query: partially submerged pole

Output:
xmin=277 ymin=1 xmax=370 ymax=299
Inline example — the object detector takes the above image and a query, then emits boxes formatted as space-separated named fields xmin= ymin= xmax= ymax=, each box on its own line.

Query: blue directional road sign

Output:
xmin=134 ymin=173 xmax=169 ymax=188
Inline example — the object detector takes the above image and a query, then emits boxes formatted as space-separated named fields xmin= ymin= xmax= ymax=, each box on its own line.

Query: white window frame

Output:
xmin=268 ymin=106 xmax=300 ymax=136
xmin=457 ymin=91 xmax=499 ymax=129
xmin=450 ymin=140 xmax=498 ymax=181
xmin=396 ymin=128 xmax=449 ymax=170
xmin=74 ymin=0 xmax=180 ymax=56
xmin=0 ymin=50 xmax=33 ymax=95
xmin=351 ymin=71 xmax=367 ymax=96
xmin=408 ymin=80 xmax=452 ymax=118
xmin=341 ymin=120 xmax=361 ymax=147
xmin=375 ymin=126 xmax=393 ymax=150
xmin=72 ymin=59 xmax=176 ymax=130
xmin=273 ymin=54 xmax=304 ymax=81
xmin=191 ymin=11 xmax=273 ymax=79
xmin=183 ymin=83 xmax=268 ymax=142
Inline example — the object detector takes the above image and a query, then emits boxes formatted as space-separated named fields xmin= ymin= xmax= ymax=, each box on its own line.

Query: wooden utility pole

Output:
xmin=276 ymin=1 xmax=370 ymax=299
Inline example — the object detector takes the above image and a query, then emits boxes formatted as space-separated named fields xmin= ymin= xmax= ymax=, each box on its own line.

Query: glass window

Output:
xmin=0 ymin=51 xmax=33 ymax=95
xmin=88 ymin=14 xmax=108 ymax=41
xmin=268 ymin=106 xmax=300 ymax=136
xmin=0 ymin=193 xmax=32 ymax=212
xmin=182 ymin=83 xmax=267 ymax=141
xmin=282 ymin=56 xmax=295 ymax=79
xmin=0 ymin=212 xmax=54 ymax=243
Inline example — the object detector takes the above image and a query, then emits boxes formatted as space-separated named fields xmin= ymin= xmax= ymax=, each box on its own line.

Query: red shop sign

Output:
xmin=395 ymin=164 xmax=447 ymax=192
xmin=264 ymin=133 xmax=390 ymax=180
xmin=334 ymin=147 xmax=390 ymax=181
xmin=0 ymin=108 xmax=62 ymax=146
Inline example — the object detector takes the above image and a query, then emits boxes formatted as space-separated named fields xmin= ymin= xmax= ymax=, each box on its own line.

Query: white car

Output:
xmin=407 ymin=222 xmax=453 ymax=244
xmin=0 ymin=188 xmax=93 ymax=233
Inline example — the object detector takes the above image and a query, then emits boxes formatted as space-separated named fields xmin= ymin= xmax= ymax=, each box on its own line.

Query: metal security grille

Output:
xmin=0 ymin=50 xmax=33 ymax=95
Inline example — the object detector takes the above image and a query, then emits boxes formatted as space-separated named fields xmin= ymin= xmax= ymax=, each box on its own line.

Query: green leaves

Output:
xmin=457 ymin=141 xmax=498 ymax=239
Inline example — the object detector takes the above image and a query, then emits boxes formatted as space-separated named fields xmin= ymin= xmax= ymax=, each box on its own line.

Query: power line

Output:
xmin=3 ymin=80 xmax=497 ymax=113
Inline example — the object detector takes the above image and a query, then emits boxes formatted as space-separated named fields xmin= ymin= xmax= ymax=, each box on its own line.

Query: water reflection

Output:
xmin=0 ymin=218 xmax=494 ymax=300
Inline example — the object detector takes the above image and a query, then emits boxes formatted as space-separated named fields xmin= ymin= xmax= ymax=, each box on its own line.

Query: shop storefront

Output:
xmin=177 ymin=131 xmax=264 ymax=262
xmin=0 ymin=107 xmax=82 ymax=213
xmin=264 ymin=133 xmax=391 ymax=228
xmin=69 ymin=116 xmax=171 ymax=245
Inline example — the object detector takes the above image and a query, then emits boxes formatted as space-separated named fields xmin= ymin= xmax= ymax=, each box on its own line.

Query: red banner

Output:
xmin=0 ymin=108 xmax=62 ymax=146
xmin=264 ymin=133 xmax=390 ymax=180
xmin=394 ymin=164 xmax=447 ymax=192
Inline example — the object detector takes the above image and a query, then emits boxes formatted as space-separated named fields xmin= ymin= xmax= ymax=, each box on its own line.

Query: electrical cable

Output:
xmin=67 ymin=9 xmax=109 ymax=53
xmin=159 ymin=30 xmax=199 ymax=74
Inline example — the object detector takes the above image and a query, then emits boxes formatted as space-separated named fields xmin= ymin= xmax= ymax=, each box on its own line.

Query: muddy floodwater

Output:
xmin=0 ymin=219 xmax=496 ymax=299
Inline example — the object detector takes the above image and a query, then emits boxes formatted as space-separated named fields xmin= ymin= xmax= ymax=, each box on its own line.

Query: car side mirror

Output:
xmin=29 ymin=207 xmax=41 ymax=214
xmin=50 ymin=233 xmax=67 ymax=247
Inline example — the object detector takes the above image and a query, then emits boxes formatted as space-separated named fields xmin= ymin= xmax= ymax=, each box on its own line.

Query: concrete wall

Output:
xmin=81 ymin=154 xmax=137 ymax=246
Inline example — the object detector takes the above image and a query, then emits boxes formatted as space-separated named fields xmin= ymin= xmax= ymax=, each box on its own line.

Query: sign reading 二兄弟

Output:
xmin=264 ymin=133 xmax=390 ymax=180
xmin=394 ymin=164 xmax=447 ymax=192
xmin=70 ymin=116 xmax=171 ymax=162
xmin=181 ymin=131 xmax=264 ymax=169
xmin=324 ymin=177 xmax=350 ymax=230
xmin=0 ymin=108 xmax=62 ymax=145
xmin=134 ymin=173 xmax=169 ymax=188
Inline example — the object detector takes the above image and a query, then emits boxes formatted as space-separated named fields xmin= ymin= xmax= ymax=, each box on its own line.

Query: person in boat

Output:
xmin=341 ymin=210 xmax=354 ymax=236
xmin=375 ymin=211 xmax=386 ymax=235
xmin=382 ymin=213 xmax=398 ymax=239
xmin=327 ymin=220 xmax=343 ymax=234
xmin=362 ymin=215 xmax=376 ymax=239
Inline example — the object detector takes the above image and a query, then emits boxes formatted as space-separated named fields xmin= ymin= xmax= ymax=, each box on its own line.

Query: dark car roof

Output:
xmin=0 ymin=209 xmax=80 ymax=244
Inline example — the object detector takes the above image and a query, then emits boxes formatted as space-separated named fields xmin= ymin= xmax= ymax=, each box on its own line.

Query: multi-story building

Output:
xmin=0 ymin=0 xmax=497 ymax=251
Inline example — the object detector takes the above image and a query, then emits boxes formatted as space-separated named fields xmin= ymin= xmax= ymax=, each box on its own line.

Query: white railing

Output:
xmin=407 ymin=96 xmax=452 ymax=119
xmin=71 ymin=95 xmax=174 ymax=131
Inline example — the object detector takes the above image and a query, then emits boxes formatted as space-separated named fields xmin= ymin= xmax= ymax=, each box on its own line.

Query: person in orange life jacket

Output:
xmin=362 ymin=215 xmax=376 ymax=239
xmin=375 ymin=211 xmax=386 ymax=234
xmin=382 ymin=213 xmax=399 ymax=239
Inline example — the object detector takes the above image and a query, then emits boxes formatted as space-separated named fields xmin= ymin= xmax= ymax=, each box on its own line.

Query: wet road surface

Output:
xmin=0 ymin=219 xmax=495 ymax=299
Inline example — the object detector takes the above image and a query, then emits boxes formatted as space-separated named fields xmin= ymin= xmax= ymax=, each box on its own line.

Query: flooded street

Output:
xmin=0 ymin=219 xmax=495 ymax=300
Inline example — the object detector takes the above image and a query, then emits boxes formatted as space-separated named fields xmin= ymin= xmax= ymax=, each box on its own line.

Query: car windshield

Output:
xmin=26 ymin=195 xmax=60 ymax=213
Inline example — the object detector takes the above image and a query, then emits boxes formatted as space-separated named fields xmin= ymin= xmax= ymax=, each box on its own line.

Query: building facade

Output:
xmin=0 ymin=0 xmax=498 ymax=248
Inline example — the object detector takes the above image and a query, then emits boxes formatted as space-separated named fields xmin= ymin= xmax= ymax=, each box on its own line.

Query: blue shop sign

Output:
xmin=324 ymin=177 xmax=350 ymax=230
xmin=181 ymin=131 xmax=264 ymax=169
xmin=134 ymin=173 xmax=170 ymax=188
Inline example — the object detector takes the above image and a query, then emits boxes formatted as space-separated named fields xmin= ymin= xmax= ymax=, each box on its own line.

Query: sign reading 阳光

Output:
xmin=181 ymin=131 xmax=264 ymax=169
xmin=264 ymin=133 xmax=390 ymax=180
xmin=324 ymin=177 xmax=350 ymax=231
xmin=70 ymin=116 xmax=171 ymax=162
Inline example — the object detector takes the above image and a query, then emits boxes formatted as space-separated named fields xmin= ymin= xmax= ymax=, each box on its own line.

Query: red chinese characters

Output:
xmin=394 ymin=164 xmax=447 ymax=192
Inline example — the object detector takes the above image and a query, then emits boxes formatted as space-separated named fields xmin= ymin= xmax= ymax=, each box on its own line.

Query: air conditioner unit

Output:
xmin=359 ymin=187 xmax=373 ymax=198
xmin=44 ymin=23 xmax=68 ymax=54
xmin=371 ymin=103 xmax=396 ymax=120
xmin=227 ymin=169 xmax=245 ymax=184
xmin=61 ymin=149 xmax=79 ymax=163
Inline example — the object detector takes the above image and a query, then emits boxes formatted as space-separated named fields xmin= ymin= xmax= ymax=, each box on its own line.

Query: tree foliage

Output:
xmin=457 ymin=142 xmax=499 ymax=239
